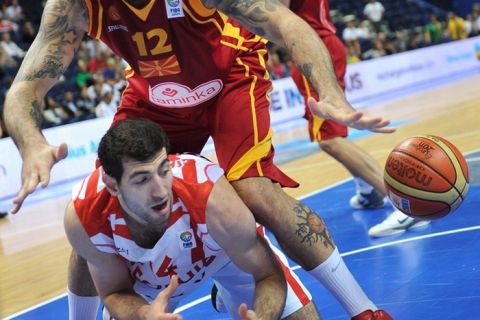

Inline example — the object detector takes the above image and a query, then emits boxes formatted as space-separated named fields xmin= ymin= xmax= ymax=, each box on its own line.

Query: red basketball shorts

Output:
xmin=291 ymin=34 xmax=348 ymax=141
xmin=113 ymin=46 xmax=298 ymax=188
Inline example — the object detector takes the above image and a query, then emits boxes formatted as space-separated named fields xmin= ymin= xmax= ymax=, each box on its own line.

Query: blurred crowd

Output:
xmin=1 ymin=0 xmax=480 ymax=138
xmin=267 ymin=0 xmax=480 ymax=80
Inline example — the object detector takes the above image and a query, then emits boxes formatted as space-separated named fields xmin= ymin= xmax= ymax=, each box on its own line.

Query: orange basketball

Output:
xmin=384 ymin=135 xmax=469 ymax=220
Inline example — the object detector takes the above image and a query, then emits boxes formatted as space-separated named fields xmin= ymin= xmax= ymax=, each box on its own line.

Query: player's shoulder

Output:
xmin=169 ymin=153 xmax=224 ymax=184
xmin=71 ymin=167 xmax=108 ymax=202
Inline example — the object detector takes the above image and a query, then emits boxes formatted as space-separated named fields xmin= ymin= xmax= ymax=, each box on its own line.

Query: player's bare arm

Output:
xmin=3 ymin=0 xmax=88 ymax=213
xmin=206 ymin=176 xmax=287 ymax=319
xmin=203 ymin=0 xmax=394 ymax=133
xmin=64 ymin=202 xmax=183 ymax=320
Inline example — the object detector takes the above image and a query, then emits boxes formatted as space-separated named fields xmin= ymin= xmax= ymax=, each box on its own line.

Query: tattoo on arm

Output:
xmin=294 ymin=202 xmax=334 ymax=249
xmin=205 ymin=0 xmax=280 ymax=36
xmin=29 ymin=101 xmax=44 ymax=129
xmin=15 ymin=0 xmax=86 ymax=82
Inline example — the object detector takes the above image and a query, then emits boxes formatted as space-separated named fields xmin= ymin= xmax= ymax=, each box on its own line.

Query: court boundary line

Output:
xmin=5 ymin=149 xmax=480 ymax=319
xmin=7 ymin=224 xmax=480 ymax=319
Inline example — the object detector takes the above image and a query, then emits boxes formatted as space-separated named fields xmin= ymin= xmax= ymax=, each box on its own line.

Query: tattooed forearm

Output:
xmin=204 ymin=0 xmax=280 ymax=36
xmin=14 ymin=0 xmax=86 ymax=82
xmin=30 ymin=101 xmax=44 ymax=129
xmin=294 ymin=202 xmax=334 ymax=249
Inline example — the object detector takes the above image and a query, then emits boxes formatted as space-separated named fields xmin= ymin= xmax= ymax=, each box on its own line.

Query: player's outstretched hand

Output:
xmin=145 ymin=275 xmax=183 ymax=320
xmin=238 ymin=303 xmax=259 ymax=320
xmin=11 ymin=142 xmax=68 ymax=214
xmin=308 ymin=97 xmax=396 ymax=134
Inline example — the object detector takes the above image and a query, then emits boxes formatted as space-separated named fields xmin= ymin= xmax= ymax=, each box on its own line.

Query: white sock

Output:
xmin=68 ymin=289 xmax=100 ymax=320
xmin=309 ymin=247 xmax=377 ymax=317
xmin=354 ymin=177 xmax=374 ymax=195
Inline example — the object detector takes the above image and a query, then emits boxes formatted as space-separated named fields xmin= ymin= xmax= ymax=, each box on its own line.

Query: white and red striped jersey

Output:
xmin=290 ymin=0 xmax=336 ymax=37
xmin=72 ymin=154 xmax=230 ymax=308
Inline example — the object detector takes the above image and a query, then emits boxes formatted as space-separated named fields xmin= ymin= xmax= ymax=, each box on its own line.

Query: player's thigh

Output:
xmin=211 ymin=51 xmax=297 ymax=187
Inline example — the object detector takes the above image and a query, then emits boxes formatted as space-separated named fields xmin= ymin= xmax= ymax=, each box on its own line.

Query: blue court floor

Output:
xmin=6 ymin=151 xmax=480 ymax=320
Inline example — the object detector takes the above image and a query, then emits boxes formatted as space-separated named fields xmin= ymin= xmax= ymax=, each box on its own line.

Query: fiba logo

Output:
xmin=167 ymin=0 xmax=180 ymax=7
xmin=180 ymin=231 xmax=192 ymax=242
xmin=179 ymin=230 xmax=195 ymax=249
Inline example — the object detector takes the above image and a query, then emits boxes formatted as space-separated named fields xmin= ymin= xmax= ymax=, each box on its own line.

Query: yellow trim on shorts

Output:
xmin=227 ymin=129 xmax=273 ymax=181
xmin=226 ymin=57 xmax=272 ymax=181
xmin=302 ymin=74 xmax=324 ymax=141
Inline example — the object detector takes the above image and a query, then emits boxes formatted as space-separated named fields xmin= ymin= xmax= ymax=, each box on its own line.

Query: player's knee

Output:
xmin=318 ymin=137 xmax=342 ymax=155
xmin=231 ymin=177 xmax=291 ymax=222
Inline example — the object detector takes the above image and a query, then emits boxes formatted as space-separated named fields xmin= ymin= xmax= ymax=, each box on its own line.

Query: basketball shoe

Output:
xmin=211 ymin=284 xmax=227 ymax=313
xmin=368 ymin=210 xmax=431 ymax=237
xmin=350 ymin=189 xmax=387 ymax=209
xmin=352 ymin=309 xmax=393 ymax=320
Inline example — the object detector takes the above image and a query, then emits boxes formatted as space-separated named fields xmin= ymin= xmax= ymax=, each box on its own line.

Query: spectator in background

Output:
xmin=102 ymin=57 xmax=120 ymax=84
xmin=267 ymin=51 xmax=290 ymax=79
xmin=59 ymin=91 xmax=83 ymax=121
xmin=0 ymin=45 xmax=17 ymax=69
xmin=362 ymin=36 xmax=386 ymax=59
xmin=42 ymin=96 xmax=69 ymax=128
xmin=424 ymin=14 xmax=443 ymax=45
xmin=1 ymin=32 xmax=25 ymax=60
xmin=346 ymin=43 xmax=361 ymax=63
xmin=407 ymin=30 xmax=426 ymax=50
xmin=76 ymin=87 xmax=96 ymax=117
xmin=447 ymin=11 xmax=467 ymax=40
xmin=5 ymin=0 xmax=23 ymax=23
xmin=76 ymin=40 xmax=91 ymax=65
xmin=75 ymin=59 xmax=91 ymax=88
xmin=342 ymin=16 xmax=362 ymax=61
xmin=20 ymin=20 xmax=36 ymax=49
xmin=95 ymin=91 xmax=117 ymax=118
xmin=363 ymin=0 xmax=385 ymax=32
xmin=465 ymin=14 xmax=480 ymax=37
xmin=88 ymin=50 xmax=107 ymax=75
xmin=87 ymin=74 xmax=112 ymax=105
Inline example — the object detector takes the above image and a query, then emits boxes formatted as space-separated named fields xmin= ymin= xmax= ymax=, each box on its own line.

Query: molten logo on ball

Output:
xmin=386 ymin=157 xmax=432 ymax=186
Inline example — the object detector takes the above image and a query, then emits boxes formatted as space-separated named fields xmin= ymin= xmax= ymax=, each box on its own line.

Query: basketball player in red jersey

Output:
xmin=5 ymin=1 xmax=392 ymax=319
xmin=66 ymin=118 xmax=319 ymax=319
xmin=283 ymin=0 xmax=430 ymax=238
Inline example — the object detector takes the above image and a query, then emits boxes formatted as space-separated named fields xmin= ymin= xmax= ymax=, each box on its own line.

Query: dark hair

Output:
xmin=98 ymin=119 xmax=170 ymax=181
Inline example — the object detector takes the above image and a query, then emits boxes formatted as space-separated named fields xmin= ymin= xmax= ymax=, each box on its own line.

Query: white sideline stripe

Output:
xmin=175 ymin=295 xmax=212 ymax=313
xmin=6 ymin=151 xmax=479 ymax=319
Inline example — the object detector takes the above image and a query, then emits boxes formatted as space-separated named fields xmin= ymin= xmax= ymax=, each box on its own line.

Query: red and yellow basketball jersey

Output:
xmin=72 ymin=153 xmax=230 ymax=306
xmin=84 ymin=0 xmax=266 ymax=108
xmin=289 ymin=0 xmax=336 ymax=37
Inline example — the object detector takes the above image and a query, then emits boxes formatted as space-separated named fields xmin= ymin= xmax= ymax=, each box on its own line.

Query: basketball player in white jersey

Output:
xmin=65 ymin=119 xmax=319 ymax=319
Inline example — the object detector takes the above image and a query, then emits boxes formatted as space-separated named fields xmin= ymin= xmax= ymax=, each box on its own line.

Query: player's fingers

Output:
xmin=372 ymin=126 xmax=397 ymax=134
xmin=238 ymin=303 xmax=248 ymax=318
xmin=164 ymin=275 xmax=179 ymax=297
xmin=55 ymin=143 xmax=69 ymax=163
xmin=39 ymin=168 xmax=51 ymax=188
xmin=12 ymin=174 xmax=39 ymax=213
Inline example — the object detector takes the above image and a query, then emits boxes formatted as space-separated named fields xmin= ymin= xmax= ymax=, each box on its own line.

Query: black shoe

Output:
xmin=0 ymin=211 xmax=8 ymax=219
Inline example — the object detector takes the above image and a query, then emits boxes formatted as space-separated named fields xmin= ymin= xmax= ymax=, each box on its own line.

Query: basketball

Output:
xmin=384 ymin=135 xmax=469 ymax=220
